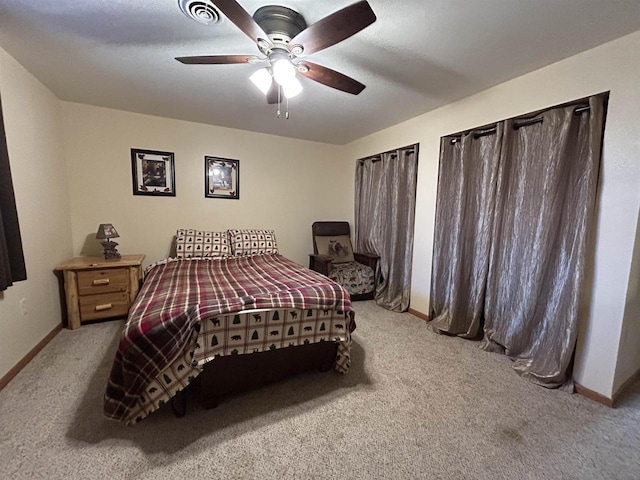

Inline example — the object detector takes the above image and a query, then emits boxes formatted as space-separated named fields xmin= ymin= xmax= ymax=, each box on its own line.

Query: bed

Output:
xmin=104 ymin=229 xmax=355 ymax=425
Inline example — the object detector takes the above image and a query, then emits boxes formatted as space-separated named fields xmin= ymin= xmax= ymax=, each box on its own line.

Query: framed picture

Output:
xmin=205 ymin=156 xmax=239 ymax=199
xmin=131 ymin=148 xmax=176 ymax=196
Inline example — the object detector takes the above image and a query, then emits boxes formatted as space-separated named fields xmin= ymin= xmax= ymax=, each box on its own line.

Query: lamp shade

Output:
xmin=96 ymin=223 xmax=119 ymax=240
xmin=282 ymin=76 xmax=303 ymax=99
xmin=272 ymin=58 xmax=296 ymax=86
xmin=250 ymin=68 xmax=273 ymax=95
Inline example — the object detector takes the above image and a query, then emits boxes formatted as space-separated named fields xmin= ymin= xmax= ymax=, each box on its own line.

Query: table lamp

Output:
xmin=96 ymin=223 xmax=121 ymax=259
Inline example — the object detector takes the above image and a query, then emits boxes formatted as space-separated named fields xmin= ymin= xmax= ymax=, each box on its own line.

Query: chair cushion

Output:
xmin=329 ymin=261 xmax=375 ymax=296
xmin=315 ymin=235 xmax=355 ymax=263
xmin=228 ymin=229 xmax=278 ymax=256
xmin=176 ymin=229 xmax=230 ymax=258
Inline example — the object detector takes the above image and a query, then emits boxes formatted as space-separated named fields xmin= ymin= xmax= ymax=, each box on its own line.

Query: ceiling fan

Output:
xmin=176 ymin=0 xmax=377 ymax=105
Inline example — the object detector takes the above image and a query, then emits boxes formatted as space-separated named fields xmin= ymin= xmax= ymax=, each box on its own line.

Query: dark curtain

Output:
xmin=0 ymin=93 xmax=27 ymax=291
xmin=482 ymin=95 xmax=606 ymax=387
xmin=429 ymin=124 xmax=503 ymax=338
xmin=355 ymin=144 xmax=419 ymax=312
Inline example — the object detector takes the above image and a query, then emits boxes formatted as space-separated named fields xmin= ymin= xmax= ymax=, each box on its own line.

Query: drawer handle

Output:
xmin=95 ymin=303 xmax=113 ymax=312
xmin=93 ymin=279 xmax=110 ymax=286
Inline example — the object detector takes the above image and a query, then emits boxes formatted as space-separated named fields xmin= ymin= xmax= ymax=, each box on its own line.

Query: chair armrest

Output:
xmin=354 ymin=252 xmax=379 ymax=270
xmin=309 ymin=254 xmax=333 ymax=276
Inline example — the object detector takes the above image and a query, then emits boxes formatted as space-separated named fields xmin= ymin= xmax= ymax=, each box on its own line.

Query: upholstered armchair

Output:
xmin=309 ymin=221 xmax=379 ymax=301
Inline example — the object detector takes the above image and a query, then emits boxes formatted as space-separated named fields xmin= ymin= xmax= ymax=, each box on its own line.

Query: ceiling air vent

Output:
xmin=178 ymin=0 xmax=221 ymax=25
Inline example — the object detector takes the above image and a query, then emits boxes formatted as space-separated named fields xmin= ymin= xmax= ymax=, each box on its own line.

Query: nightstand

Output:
xmin=55 ymin=254 xmax=145 ymax=329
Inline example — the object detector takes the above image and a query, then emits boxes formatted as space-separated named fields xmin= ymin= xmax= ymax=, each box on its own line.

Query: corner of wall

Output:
xmin=0 ymin=44 xmax=73 ymax=380
xmin=613 ymin=206 xmax=640 ymax=394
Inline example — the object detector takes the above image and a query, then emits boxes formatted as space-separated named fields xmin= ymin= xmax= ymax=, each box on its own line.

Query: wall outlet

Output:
xmin=19 ymin=298 xmax=28 ymax=316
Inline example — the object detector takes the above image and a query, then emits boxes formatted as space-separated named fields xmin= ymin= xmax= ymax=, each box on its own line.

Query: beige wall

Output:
xmin=0 ymin=47 xmax=73 ymax=379
xmin=616 ymin=209 xmax=640 ymax=393
xmin=3 ymin=30 xmax=640 ymax=401
xmin=344 ymin=31 xmax=640 ymax=399
xmin=60 ymin=103 xmax=351 ymax=268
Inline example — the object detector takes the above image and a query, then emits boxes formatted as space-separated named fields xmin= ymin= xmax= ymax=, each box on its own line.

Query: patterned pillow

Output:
xmin=175 ymin=229 xmax=230 ymax=258
xmin=228 ymin=229 xmax=278 ymax=256
xmin=314 ymin=235 xmax=355 ymax=263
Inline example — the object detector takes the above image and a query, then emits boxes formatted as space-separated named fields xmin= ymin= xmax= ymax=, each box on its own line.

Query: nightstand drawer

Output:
xmin=77 ymin=268 xmax=128 ymax=296
xmin=79 ymin=292 xmax=130 ymax=321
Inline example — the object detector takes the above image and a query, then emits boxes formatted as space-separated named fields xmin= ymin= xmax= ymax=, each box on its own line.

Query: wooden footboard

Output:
xmin=197 ymin=341 xmax=339 ymax=409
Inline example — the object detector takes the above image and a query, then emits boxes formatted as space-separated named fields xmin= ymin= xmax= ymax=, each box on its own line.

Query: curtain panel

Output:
xmin=482 ymin=95 xmax=606 ymax=387
xmin=429 ymin=124 xmax=503 ymax=338
xmin=429 ymin=93 xmax=607 ymax=388
xmin=355 ymin=144 xmax=419 ymax=312
xmin=0 ymin=93 xmax=27 ymax=291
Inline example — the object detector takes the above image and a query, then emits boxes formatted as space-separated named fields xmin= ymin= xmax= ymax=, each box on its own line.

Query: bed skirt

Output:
xmin=196 ymin=340 xmax=339 ymax=409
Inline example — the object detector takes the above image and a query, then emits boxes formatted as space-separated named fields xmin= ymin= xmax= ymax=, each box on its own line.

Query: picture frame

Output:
xmin=205 ymin=156 xmax=239 ymax=199
xmin=131 ymin=148 xmax=176 ymax=196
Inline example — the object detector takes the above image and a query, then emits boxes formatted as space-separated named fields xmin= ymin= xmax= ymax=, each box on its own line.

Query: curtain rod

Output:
xmin=574 ymin=105 xmax=591 ymax=114
xmin=358 ymin=143 xmax=419 ymax=164
xmin=450 ymin=105 xmax=591 ymax=144
xmin=514 ymin=117 xmax=543 ymax=130
xmin=474 ymin=127 xmax=496 ymax=139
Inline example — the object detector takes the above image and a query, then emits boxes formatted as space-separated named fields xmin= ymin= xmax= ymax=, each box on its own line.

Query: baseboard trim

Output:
xmin=0 ymin=323 xmax=63 ymax=392
xmin=612 ymin=368 xmax=640 ymax=405
xmin=408 ymin=308 xmax=429 ymax=322
xmin=574 ymin=382 xmax=614 ymax=408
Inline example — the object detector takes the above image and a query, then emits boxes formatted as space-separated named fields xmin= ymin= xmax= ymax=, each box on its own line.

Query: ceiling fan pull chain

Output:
xmin=286 ymin=95 xmax=290 ymax=120
xmin=277 ymin=85 xmax=281 ymax=118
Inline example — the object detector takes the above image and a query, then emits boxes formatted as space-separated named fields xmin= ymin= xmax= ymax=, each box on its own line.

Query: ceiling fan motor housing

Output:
xmin=252 ymin=5 xmax=307 ymax=45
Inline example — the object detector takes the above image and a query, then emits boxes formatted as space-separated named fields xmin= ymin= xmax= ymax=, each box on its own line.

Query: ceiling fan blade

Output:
xmin=298 ymin=62 xmax=365 ymax=95
xmin=290 ymin=1 xmax=376 ymax=56
xmin=176 ymin=55 xmax=256 ymax=64
xmin=212 ymin=0 xmax=272 ymax=46
xmin=266 ymin=79 xmax=280 ymax=104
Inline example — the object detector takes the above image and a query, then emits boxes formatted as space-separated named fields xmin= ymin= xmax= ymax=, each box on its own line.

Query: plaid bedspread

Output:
xmin=104 ymin=254 xmax=354 ymax=424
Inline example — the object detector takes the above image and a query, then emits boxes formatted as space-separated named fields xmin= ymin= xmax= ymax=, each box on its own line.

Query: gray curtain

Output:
xmin=429 ymin=93 xmax=606 ymax=388
xmin=0 ymin=92 xmax=27 ymax=291
xmin=429 ymin=125 xmax=503 ymax=338
xmin=355 ymin=144 xmax=419 ymax=312
xmin=482 ymin=95 xmax=605 ymax=387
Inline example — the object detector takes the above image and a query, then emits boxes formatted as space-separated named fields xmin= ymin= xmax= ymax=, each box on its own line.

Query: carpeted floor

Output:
xmin=0 ymin=301 xmax=639 ymax=479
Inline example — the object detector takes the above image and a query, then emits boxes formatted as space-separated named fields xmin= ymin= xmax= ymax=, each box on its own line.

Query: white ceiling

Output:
xmin=0 ymin=1 xmax=639 ymax=145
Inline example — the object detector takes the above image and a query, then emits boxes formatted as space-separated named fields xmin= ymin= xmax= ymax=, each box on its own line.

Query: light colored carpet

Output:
xmin=0 ymin=301 xmax=638 ymax=479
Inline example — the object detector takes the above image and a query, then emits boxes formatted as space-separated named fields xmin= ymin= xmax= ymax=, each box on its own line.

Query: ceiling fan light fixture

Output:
xmin=272 ymin=58 xmax=296 ymax=86
xmin=250 ymin=68 xmax=273 ymax=95
xmin=282 ymin=77 xmax=303 ymax=99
